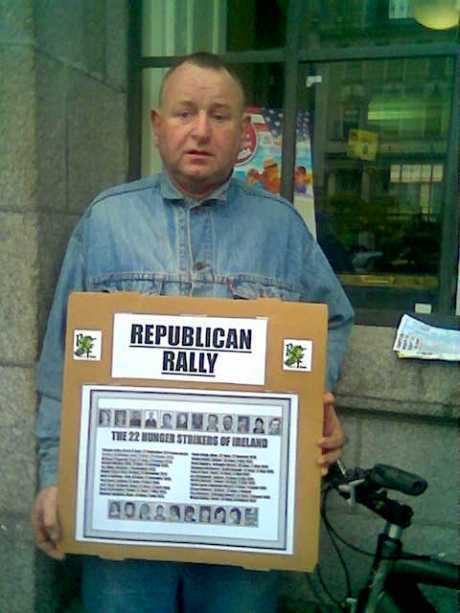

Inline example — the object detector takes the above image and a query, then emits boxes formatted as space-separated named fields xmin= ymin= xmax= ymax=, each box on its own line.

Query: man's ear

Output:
xmin=150 ymin=109 xmax=161 ymax=145
xmin=239 ymin=113 xmax=250 ymax=140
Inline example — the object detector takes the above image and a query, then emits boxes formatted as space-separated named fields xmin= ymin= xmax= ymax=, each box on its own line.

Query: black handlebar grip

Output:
xmin=369 ymin=464 xmax=428 ymax=496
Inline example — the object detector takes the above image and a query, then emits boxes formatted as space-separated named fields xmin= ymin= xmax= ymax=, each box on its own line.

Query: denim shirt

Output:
xmin=36 ymin=172 xmax=353 ymax=488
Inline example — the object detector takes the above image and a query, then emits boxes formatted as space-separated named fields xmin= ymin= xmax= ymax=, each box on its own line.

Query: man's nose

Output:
xmin=192 ymin=112 xmax=211 ymax=139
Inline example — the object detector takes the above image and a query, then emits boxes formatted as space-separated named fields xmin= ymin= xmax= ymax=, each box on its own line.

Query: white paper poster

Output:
xmin=112 ymin=313 xmax=268 ymax=385
xmin=76 ymin=385 xmax=298 ymax=555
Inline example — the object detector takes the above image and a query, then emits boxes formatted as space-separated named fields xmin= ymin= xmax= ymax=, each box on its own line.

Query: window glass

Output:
xmin=300 ymin=0 xmax=459 ymax=49
xmin=299 ymin=57 xmax=455 ymax=310
xmin=226 ymin=0 xmax=287 ymax=50
xmin=142 ymin=0 xmax=225 ymax=57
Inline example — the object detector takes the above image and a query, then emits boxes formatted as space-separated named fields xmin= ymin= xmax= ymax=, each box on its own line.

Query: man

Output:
xmin=222 ymin=414 xmax=233 ymax=432
xmin=269 ymin=417 xmax=282 ymax=435
xmin=206 ymin=413 xmax=219 ymax=432
xmin=114 ymin=409 xmax=127 ymax=427
xmin=108 ymin=500 xmax=121 ymax=519
xmin=98 ymin=409 xmax=111 ymax=427
xmin=139 ymin=503 xmax=152 ymax=521
xmin=176 ymin=412 xmax=188 ymax=429
xmin=237 ymin=415 xmax=250 ymax=433
xmin=168 ymin=504 xmax=181 ymax=522
xmin=199 ymin=506 xmax=211 ymax=523
xmin=123 ymin=501 xmax=136 ymax=519
xmin=153 ymin=504 xmax=166 ymax=521
xmin=214 ymin=507 xmax=227 ymax=524
xmin=161 ymin=412 xmax=173 ymax=429
xmin=144 ymin=411 xmax=157 ymax=428
xmin=129 ymin=410 xmax=141 ymax=427
xmin=32 ymin=52 xmax=352 ymax=612
xmin=191 ymin=413 xmax=203 ymax=430
xmin=184 ymin=506 xmax=197 ymax=522
xmin=229 ymin=507 xmax=241 ymax=525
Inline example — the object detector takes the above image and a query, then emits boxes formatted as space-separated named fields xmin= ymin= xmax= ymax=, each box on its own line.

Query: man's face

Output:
xmin=215 ymin=510 xmax=225 ymax=523
xmin=152 ymin=63 xmax=248 ymax=198
xmin=223 ymin=416 xmax=233 ymax=430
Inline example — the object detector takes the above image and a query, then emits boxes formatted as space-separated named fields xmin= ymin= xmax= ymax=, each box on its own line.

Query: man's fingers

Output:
xmin=43 ymin=500 xmax=60 ymax=543
xmin=31 ymin=486 xmax=65 ymax=560
xmin=317 ymin=448 xmax=343 ymax=476
xmin=36 ymin=534 xmax=65 ymax=560
xmin=318 ymin=432 xmax=347 ymax=450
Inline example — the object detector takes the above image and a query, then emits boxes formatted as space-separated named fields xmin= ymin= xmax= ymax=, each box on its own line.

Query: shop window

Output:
xmin=299 ymin=56 xmax=456 ymax=311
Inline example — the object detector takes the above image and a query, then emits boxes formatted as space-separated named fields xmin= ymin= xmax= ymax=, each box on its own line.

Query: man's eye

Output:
xmin=177 ymin=111 xmax=191 ymax=119
xmin=213 ymin=114 xmax=228 ymax=122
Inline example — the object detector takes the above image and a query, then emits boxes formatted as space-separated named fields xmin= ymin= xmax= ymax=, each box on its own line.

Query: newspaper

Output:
xmin=393 ymin=314 xmax=460 ymax=361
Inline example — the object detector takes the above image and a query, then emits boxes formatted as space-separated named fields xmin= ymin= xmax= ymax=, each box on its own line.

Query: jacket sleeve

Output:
xmin=300 ymin=238 xmax=354 ymax=392
xmin=36 ymin=223 xmax=86 ymax=488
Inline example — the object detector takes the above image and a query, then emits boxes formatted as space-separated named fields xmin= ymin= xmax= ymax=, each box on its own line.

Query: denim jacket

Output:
xmin=36 ymin=172 xmax=353 ymax=488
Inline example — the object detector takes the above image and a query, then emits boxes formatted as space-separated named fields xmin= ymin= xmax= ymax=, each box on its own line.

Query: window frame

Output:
xmin=128 ymin=0 xmax=459 ymax=325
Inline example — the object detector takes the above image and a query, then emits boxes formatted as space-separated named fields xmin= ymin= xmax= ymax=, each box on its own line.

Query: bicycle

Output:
xmin=313 ymin=461 xmax=459 ymax=612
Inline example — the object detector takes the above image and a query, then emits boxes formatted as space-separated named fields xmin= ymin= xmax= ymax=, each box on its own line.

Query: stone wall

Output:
xmin=0 ymin=1 xmax=128 ymax=611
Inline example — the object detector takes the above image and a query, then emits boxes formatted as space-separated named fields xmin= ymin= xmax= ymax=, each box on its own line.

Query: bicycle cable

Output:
xmin=321 ymin=485 xmax=376 ymax=558
xmin=321 ymin=484 xmax=433 ymax=562
xmin=312 ymin=485 xmax=353 ymax=608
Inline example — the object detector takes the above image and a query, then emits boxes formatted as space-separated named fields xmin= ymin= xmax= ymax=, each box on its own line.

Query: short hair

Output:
xmin=158 ymin=51 xmax=246 ymax=110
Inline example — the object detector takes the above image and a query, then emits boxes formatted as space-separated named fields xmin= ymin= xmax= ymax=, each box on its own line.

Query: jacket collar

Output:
xmin=158 ymin=171 xmax=231 ymax=205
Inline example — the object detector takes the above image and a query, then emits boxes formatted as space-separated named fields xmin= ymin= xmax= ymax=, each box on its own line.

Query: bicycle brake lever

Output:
xmin=339 ymin=479 xmax=365 ymax=506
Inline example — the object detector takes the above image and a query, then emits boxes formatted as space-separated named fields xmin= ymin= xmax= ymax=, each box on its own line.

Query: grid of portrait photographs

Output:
xmin=98 ymin=408 xmax=282 ymax=436
xmin=107 ymin=500 xmax=259 ymax=527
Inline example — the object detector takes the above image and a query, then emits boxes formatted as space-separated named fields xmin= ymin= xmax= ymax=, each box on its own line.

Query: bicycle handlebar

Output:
xmin=325 ymin=462 xmax=428 ymax=528
xmin=369 ymin=464 xmax=428 ymax=496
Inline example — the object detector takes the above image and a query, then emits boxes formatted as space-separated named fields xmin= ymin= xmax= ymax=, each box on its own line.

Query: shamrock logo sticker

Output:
xmin=73 ymin=330 xmax=102 ymax=360
xmin=283 ymin=339 xmax=312 ymax=372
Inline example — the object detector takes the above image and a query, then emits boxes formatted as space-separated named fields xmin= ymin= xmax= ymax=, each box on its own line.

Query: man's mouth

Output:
xmin=186 ymin=150 xmax=212 ymax=157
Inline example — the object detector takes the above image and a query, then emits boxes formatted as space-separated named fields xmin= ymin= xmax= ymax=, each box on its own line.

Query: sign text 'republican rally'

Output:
xmin=111 ymin=314 xmax=268 ymax=385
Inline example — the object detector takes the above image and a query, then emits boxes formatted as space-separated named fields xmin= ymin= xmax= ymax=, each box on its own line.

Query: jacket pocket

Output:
xmin=88 ymin=272 xmax=164 ymax=294
xmin=229 ymin=276 xmax=301 ymax=302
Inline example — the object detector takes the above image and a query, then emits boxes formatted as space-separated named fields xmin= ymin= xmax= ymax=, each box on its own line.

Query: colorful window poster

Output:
xmin=234 ymin=108 xmax=316 ymax=238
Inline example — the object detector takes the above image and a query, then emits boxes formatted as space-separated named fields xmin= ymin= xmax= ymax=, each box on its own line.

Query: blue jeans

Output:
xmin=81 ymin=557 xmax=279 ymax=613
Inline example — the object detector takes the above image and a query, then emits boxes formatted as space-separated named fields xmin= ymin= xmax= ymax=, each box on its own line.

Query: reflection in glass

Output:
xmin=299 ymin=0 xmax=458 ymax=49
xmin=227 ymin=0 xmax=287 ymax=51
xmin=299 ymin=57 xmax=455 ymax=309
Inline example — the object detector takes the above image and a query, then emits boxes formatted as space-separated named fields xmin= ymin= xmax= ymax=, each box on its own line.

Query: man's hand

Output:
xmin=317 ymin=392 xmax=346 ymax=476
xmin=31 ymin=486 xmax=65 ymax=560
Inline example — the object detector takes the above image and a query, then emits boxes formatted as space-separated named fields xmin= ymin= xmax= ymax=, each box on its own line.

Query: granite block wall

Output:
xmin=0 ymin=1 xmax=128 ymax=611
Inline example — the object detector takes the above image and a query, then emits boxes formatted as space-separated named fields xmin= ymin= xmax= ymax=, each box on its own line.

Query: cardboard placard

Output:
xmin=58 ymin=292 xmax=327 ymax=571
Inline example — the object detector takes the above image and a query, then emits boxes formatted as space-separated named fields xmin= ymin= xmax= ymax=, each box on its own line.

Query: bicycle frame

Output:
xmin=323 ymin=463 xmax=459 ymax=613
xmin=355 ymin=522 xmax=459 ymax=613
